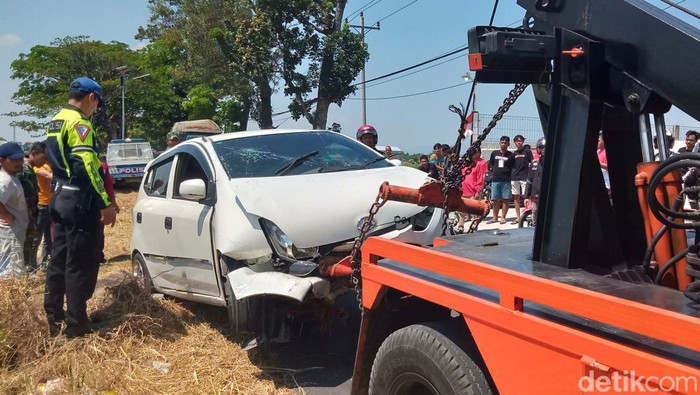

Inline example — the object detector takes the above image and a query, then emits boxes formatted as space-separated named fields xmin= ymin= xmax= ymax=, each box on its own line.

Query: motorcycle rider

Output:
xmin=357 ymin=124 xmax=391 ymax=156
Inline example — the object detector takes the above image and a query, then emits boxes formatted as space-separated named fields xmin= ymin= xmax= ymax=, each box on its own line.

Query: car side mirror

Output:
xmin=389 ymin=159 xmax=402 ymax=166
xmin=179 ymin=178 xmax=207 ymax=200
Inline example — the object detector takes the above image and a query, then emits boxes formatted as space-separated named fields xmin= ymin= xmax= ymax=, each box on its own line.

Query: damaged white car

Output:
xmin=130 ymin=129 xmax=442 ymax=338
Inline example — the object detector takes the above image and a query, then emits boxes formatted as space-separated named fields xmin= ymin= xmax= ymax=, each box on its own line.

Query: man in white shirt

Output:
xmin=0 ymin=143 xmax=30 ymax=278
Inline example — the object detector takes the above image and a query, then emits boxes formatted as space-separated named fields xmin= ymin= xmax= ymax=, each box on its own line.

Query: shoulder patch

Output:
xmin=48 ymin=120 xmax=64 ymax=132
xmin=74 ymin=124 xmax=91 ymax=142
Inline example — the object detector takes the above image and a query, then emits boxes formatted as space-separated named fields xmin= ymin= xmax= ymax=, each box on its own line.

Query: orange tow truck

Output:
xmin=350 ymin=1 xmax=700 ymax=394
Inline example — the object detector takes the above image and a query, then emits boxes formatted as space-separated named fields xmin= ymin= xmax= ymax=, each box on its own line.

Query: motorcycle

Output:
xmin=517 ymin=200 xmax=534 ymax=228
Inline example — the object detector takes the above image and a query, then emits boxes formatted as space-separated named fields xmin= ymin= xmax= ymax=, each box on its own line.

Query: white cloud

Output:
xmin=0 ymin=33 xmax=21 ymax=48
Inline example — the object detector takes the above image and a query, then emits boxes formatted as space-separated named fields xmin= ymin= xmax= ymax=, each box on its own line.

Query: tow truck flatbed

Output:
xmin=377 ymin=229 xmax=700 ymax=369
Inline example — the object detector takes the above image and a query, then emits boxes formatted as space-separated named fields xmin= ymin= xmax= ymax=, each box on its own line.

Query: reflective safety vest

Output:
xmin=45 ymin=105 xmax=111 ymax=209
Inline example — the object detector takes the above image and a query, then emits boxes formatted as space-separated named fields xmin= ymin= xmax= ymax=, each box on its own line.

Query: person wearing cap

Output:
xmin=43 ymin=76 xmax=117 ymax=338
xmin=0 ymin=143 xmax=30 ymax=279
xmin=166 ymin=131 xmax=181 ymax=149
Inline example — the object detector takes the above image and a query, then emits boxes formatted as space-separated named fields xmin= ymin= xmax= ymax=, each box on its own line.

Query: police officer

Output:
xmin=44 ymin=77 xmax=117 ymax=337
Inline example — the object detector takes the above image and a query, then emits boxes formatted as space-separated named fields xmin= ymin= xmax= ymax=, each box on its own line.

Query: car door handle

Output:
xmin=164 ymin=217 xmax=172 ymax=230
xmin=136 ymin=212 xmax=142 ymax=224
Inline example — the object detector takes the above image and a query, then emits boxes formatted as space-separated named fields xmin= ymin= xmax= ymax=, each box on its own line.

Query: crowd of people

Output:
xmin=415 ymin=135 xmax=548 ymax=228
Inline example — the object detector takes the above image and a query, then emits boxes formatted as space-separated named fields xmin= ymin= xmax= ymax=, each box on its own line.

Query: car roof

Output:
xmin=191 ymin=129 xmax=333 ymax=143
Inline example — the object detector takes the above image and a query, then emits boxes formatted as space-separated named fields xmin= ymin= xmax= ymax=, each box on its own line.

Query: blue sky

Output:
xmin=1 ymin=0 xmax=699 ymax=153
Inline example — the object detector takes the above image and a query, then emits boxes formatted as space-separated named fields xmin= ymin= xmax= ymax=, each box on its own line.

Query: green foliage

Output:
xmin=6 ymin=36 xmax=190 ymax=148
xmin=140 ymin=0 xmax=368 ymax=129
xmin=395 ymin=152 xmax=424 ymax=168
xmin=215 ymin=99 xmax=245 ymax=132
xmin=182 ymin=85 xmax=217 ymax=120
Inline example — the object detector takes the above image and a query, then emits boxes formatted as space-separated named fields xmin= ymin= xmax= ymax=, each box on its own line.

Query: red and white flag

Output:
xmin=462 ymin=112 xmax=475 ymax=143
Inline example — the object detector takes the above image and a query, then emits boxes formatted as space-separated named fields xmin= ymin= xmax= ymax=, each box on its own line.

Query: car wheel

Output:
xmin=369 ymin=321 xmax=494 ymax=395
xmin=132 ymin=253 xmax=153 ymax=293
xmin=225 ymin=280 xmax=250 ymax=335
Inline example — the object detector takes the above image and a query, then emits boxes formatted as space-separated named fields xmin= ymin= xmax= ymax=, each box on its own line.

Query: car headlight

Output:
xmin=260 ymin=219 xmax=319 ymax=260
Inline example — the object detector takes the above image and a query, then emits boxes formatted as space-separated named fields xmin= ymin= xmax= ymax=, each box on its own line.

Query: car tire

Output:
xmin=369 ymin=321 xmax=494 ymax=395
xmin=132 ymin=252 xmax=153 ymax=293
xmin=224 ymin=280 xmax=250 ymax=335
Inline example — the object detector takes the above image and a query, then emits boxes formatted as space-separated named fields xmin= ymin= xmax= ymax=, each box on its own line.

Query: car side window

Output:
xmin=173 ymin=153 xmax=208 ymax=199
xmin=144 ymin=159 xmax=173 ymax=197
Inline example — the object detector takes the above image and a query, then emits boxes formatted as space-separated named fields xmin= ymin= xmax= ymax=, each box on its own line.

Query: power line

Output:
xmin=658 ymin=0 xmax=699 ymax=18
xmin=365 ymin=52 xmax=464 ymax=88
xmin=373 ymin=0 xmax=419 ymax=24
xmin=347 ymin=82 xmax=469 ymax=101
xmin=356 ymin=45 xmax=469 ymax=87
xmin=347 ymin=0 xmax=384 ymax=22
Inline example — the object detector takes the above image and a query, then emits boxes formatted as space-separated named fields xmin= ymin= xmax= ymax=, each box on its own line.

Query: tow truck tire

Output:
xmin=369 ymin=322 xmax=493 ymax=395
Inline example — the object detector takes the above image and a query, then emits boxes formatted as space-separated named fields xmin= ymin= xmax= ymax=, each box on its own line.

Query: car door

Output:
xmin=134 ymin=156 xmax=178 ymax=291
xmin=160 ymin=147 xmax=219 ymax=297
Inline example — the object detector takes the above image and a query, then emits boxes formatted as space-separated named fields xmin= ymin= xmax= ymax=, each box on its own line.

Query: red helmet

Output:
xmin=356 ymin=124 xmax=378 ymax=144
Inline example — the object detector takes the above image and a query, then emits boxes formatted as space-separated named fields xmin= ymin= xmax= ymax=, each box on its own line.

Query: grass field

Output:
xmin=0 ymin=189 xmax=295 ymax=395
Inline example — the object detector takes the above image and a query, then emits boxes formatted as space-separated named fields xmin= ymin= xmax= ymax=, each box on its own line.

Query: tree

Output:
xmin=140 ymin=0 xmax=368 ymax=130
xmin=138 ymin=0 xmax=254 ymax=129
xmin=6 ymin=36 xmax=189 ymax=147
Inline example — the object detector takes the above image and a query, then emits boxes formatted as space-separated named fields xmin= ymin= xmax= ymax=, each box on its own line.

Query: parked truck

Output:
xmin=351 ymin=1 xmax=700 ymax=393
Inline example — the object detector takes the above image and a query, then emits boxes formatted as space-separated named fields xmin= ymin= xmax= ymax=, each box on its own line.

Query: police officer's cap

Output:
xmin=167 ymin=131 xmax=180 ymax=140
xmin=70 ymin=77 xmax=105 ymax=109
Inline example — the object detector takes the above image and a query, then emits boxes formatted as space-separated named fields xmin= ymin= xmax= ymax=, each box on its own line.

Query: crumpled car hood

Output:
xmin=228 ymin=166 xmax=430 ymax=248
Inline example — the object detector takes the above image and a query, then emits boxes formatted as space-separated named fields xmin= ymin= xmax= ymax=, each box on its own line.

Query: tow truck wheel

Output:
xmin=369 ymin=322 xmax=493 ymax=395
xmin=132 ymin=253 xmax=153 ymax=293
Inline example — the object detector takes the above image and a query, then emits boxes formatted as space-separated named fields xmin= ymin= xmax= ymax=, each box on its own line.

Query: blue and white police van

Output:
xmin=106 ymin=138 xmax=154 ymax=182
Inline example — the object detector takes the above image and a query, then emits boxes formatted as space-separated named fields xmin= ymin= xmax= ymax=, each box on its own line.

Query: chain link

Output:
xmin=441 ymin=83 xmax=529 ymax=236
xmin=346 ymin=83 xmax=529 ymax=311
xmin=349 ymin=189 xmax=386 ymax=312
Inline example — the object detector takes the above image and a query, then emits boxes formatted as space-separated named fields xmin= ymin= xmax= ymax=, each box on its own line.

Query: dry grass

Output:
xmin=0 ymin=189 xmax=295 ymax=395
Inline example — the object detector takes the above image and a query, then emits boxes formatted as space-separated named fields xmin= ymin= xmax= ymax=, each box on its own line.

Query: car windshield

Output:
xmin=213 ymin=131 xmax=392 ymax=178
xmin=107 ymin=143 xmax=154 ymax=161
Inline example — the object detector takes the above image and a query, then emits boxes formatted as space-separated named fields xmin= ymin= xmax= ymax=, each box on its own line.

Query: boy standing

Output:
xmin=0 ymin=143 xmax=30 ymax=278
xmin=487 ymin=136 xmax=513 ymax=224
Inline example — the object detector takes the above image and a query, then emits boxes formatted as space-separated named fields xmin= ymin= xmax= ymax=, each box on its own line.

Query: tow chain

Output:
xmin=347 ymin=83 xmax=529 ymax=311
xmin=349 ymin=190 xmax=386 ymax=312
xmin=441 ymin=83 xmax=529 ymax=236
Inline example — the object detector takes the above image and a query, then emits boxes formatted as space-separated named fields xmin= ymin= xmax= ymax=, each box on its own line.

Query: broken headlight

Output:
xmin=260 ymin=219 xmax=319 ymax=261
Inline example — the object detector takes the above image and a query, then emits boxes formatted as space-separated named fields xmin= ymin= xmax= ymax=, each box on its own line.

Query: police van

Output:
xmin=105 ymin=138 xmax=154 ymax=182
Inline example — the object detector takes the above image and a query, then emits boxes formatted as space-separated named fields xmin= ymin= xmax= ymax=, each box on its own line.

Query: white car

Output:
xmin=130 ymin=129 xmax=442 ymax=336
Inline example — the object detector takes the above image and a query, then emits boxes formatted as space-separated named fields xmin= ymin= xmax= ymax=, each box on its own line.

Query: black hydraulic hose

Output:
xmin=642 ymin=224 xmax=668 ymax=270
xmin=683 ymin=281 xmax=700 ymax=303
xmin=647 ymin=153 xmax=700 ymax=227
xmin=654 ymin=246 xmax=690 ymax=284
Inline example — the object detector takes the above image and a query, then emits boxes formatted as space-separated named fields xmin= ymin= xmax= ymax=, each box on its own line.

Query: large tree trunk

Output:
xmin=312 ymin=0 xmax=347 ymax=130
xmin=240 ymin=96 xmax=251 ymax=131
xmin=255 ymin=76 xmax=274 ymax=129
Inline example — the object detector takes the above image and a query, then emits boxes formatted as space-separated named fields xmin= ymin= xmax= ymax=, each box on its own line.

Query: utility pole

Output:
xmin=12 ymin=124 xmax=16 ymax=142
xmin=115 ymin=66 xmax=129 ymax=140
xmin=349 ymin=12 xmax=380 ymax=125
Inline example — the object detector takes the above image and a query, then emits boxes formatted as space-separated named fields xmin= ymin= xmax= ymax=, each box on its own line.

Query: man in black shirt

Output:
xmin=507 ymin=135 xmax=533 ymax=224
xmin=486 ymin=136 xmax=513 ymax=224
xmin=418 ymin=155 xmax=439 ymax=179
xmin=525 ymin=137 xmax=546 ymax=226
xmin=679 ymin=130 xmax=700 ymax=209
